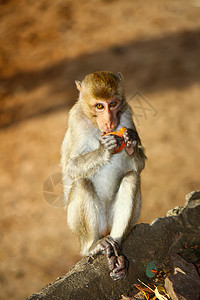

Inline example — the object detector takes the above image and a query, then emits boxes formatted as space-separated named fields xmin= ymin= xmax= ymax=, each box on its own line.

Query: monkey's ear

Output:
xmin=75 ymin=80 xmax=82 ymax=92
xmin=116 ymin=72 xmax=124 ymax=82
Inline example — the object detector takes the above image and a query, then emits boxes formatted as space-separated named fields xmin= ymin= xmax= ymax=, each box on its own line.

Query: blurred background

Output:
xmin=0 ymin=0 xmax=200 ymax=299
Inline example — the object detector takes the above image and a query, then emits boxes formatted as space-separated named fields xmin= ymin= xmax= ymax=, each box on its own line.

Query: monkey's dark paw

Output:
xmin=102 ymin=236 xmax=129 ymax=280
xmin=123 ymin=128 xmax=138 ymax=148
xmin=89 ymin=236 xmax=129 ymax=280
xmin=89 ymin=235 xmax=120 ymax=257
xmin=110 ymin=254 xmax=129 ymax=281
xmin=101 ymin=134 xmax=123 ymax=153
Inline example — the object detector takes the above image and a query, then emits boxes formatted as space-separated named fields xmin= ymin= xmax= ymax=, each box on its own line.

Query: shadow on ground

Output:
xmin=1 ymin=28 xmax=200 ymax=128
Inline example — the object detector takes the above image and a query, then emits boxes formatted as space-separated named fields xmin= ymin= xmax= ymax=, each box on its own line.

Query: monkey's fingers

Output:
xmin=98 ymin=239 xmax=112 ymax=254
xmin=90 ymin=236 xmax=115 ymax=256
xmin=101 ymin=135 xmax=123 ymax=152
xmin=108 ymin=255 xmax=117 ymax=271
xmin=101 ymin=140 xmax=117 ymax=151
xmin=126 ymin=140 xmax=137 ymax=148
xmin=97 ymin=236 xmax=120 ymax=262
xmin=115 ymin=254 xmax=129 ymax=270
xmin=101 ymin=237 xmax=116 ymax=257
xmin=105 ymin=236 xmax=121 ymax=257
xmin=105 ymin=238 xmax=120 ymax=270
xmin=123 ymin=129 xmax=138 ymax=148
xmin=89 ymin=238 xmax=111 ymax=255
xmin=101 ymin=134 xmax=122 ymax=143
xmin=110 ymin=254 xmax=129 ymax=281
xmin=110 ymin=269 xmax=127 ymax=281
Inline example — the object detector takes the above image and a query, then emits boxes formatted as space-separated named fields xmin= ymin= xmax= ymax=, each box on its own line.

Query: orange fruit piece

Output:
xmin=103 ymin=126 xmax=126 ymax=154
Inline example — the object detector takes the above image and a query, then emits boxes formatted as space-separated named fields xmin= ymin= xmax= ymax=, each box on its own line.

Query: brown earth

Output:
xmin=0 ymin=0 xmax=200 ymax=299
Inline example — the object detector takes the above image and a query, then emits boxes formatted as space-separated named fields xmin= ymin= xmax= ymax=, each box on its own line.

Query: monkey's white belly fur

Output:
xmin=91 ymin=149 xmax=134 ymax=206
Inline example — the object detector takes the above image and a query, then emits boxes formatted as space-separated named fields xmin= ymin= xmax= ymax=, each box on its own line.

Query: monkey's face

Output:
xmin=76 ymin=71 xmax=126 ymax=132
xmin=93 ymin=99 xmax=121 ymax=134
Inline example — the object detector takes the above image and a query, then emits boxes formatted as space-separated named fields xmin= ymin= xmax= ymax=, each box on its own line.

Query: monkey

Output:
xmin=61 ymin=71 xmax=146 ymax=280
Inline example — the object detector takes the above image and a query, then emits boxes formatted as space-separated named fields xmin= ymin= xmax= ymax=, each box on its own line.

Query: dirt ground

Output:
xmin=0 ymin=0 xmax=200 ymax=299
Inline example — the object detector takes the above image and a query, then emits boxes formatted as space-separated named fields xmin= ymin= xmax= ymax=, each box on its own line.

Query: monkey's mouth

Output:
xmin=102 ymin=130 xmax=113 ymax=135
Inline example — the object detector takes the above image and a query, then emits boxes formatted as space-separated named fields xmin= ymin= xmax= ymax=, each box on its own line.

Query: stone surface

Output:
xmin=27 ymin=192 xmax=200 ymax=300
xmin=165 ymin=254 xmax=200 ymax=300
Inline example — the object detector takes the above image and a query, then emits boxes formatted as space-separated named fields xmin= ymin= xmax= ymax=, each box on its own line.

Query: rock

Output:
xmin=27 ymin=191 xmax=200 ymax=300
xmin=165 ymin=254 xmax=200 ymax=300
xmin=166 ymin=206 xmax=184 ymax=217
xmin=185 ymin=190 xmax=200 ymax=208
xmin=166 ymin=190 xmax=200 ymax=217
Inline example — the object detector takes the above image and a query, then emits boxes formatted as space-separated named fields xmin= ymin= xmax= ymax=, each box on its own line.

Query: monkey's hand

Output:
xmin=123 ymin=128 xmax=139 ymax=156
xmin=89 ymin=236 xmax=129 ymax=281
xmin=100 ymin=134 xmax=123 ymax=154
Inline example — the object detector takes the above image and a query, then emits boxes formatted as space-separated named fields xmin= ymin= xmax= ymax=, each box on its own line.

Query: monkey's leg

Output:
xmin=89 ymin=173 xmax=140 ymax=280
xmin=108 ymin=171 xmax=141 ymax=280
xmin=89 ymin=235 xmax=129 ymax=280
xmin=67 ymin=178 xmax=106 ymax=256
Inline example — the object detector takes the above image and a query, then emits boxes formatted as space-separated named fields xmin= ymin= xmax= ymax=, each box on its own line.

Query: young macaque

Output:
xmin=61 ymin=71 xmax=146 ymax=280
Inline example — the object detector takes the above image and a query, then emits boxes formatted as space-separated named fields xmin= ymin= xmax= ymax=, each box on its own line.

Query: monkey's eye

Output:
xmin=109 ymin=101 xmax=118 ymax=108
xmin=96 ymin=103 xmax=104 ymax=110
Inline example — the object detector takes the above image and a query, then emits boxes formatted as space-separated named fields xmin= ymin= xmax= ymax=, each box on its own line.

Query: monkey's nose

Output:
xmin=105 ymin=121 xmax=113 ymax=129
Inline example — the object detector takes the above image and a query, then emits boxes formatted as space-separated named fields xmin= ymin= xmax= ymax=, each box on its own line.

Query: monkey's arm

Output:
xmin=110 ymin=171 xmax=141 ymax=242
xmin=61 ymin=103 xmax=113 ymax=179
xmin=118 ymin=105 xmax=147 ymax=169
xmin=133 ymin=143 xmax=146 ymax=173
xmin=123 ymin=128 xmax=147 ymax=172
xmin=65 ymin=133 xmax=124 ymax=178
xmin=65 ymin=144 xmax=111 ymax=179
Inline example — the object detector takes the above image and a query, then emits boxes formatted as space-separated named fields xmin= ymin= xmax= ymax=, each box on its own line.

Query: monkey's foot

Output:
xmin=110 ymin=254 xmax=129 ymax=281
xmin=90 ymin=236 xmax=129 ymax=280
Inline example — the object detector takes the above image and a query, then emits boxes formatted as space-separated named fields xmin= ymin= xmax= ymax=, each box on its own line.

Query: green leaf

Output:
xmin=146 ymin=261 xmax=157 ymax=278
